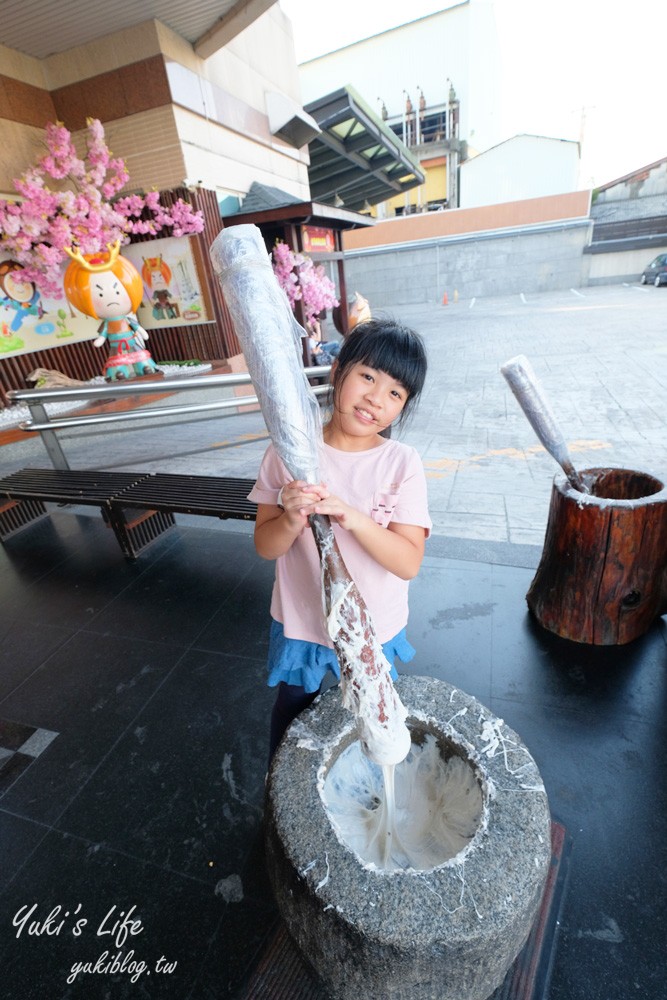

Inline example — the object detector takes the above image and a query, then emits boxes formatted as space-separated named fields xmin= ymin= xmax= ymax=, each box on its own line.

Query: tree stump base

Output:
xmin=527 ymin=467 xmax=667 ymax=645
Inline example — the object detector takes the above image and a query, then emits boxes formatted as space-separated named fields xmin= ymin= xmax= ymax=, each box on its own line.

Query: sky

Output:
xmin=279 ymin=0 xmax=667 ymax=188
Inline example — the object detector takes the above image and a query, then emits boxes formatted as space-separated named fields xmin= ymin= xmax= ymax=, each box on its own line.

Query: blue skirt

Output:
xmin=267 ymin=618 xmax=415 ymax=694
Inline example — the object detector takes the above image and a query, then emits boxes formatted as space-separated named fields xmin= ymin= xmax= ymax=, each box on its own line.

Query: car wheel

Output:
xmin=654 ymin=275 xmax=663 ymax=287
xmin=640 ymin=274 xmax=647 ymax=284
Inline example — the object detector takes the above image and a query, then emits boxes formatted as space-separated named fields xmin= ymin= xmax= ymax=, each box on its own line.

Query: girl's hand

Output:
xmin=280 ymin=480 xmax=329 ymax=529
xmin=310 ymin=493 xmax=363 ymax=532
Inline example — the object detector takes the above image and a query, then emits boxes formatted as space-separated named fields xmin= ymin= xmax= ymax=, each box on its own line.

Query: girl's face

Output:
xmin=91 ymin=270 xmax=132 ymax=319
xmin=332 ymin=362 xmax=408 ymax=440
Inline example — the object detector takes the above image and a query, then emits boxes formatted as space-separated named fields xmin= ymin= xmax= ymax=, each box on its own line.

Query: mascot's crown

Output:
xmin=64 ymin=240 xmax=121 ymax=272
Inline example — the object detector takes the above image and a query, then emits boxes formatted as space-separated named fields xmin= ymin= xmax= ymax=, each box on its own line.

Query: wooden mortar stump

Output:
xmin=527 ymin=467 xmax=667 ymax=645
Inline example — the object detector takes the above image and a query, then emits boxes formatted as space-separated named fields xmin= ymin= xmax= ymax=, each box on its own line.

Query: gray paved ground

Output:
xmin=2 ymin=282 xmax=666 ymax=551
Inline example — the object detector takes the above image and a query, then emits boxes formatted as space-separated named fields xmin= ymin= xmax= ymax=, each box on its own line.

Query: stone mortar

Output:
xmin=265 ymin=675 xmax=551 ymax=1000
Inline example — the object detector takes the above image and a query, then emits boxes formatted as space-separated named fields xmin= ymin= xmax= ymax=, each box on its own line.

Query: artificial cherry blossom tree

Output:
xmin=271 ymin=239 xmax=338 ymax=326
xmin=0 ymin=118 xmax=204 ymax=298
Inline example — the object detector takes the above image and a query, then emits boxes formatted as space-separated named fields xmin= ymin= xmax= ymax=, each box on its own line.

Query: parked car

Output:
xmin=640 ymin=254 xmax=667 ymax=286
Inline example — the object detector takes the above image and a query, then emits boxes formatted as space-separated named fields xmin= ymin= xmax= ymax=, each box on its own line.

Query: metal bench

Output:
xmin=0 ymin=468 xmax=149 ymax=544
xmin=0 ymin=468 xmax=257 ymax=560
xmin=109 ymin=472 xmax=257 ymax=558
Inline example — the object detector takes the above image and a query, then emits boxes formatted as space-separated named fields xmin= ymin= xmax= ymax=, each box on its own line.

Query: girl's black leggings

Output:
xmin=269 ymin=682 xmax=319 ymax=762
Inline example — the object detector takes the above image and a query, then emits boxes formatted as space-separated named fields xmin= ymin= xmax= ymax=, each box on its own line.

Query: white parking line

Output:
xmin=469 ymin=297 xmax=476 ymax=309
xmin=520 ymin=293 xmax=527 ymax=304
xmin=570 ymin=288 xmax=586 ymax=297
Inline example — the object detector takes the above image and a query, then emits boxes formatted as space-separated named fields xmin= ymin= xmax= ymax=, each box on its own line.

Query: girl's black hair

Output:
xmin=332 ymin=318 xmax=427 ymax=424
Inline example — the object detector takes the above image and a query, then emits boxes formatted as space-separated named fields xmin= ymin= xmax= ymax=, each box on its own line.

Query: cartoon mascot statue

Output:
xmin=64 ymin=241 xmax=158 ymax=381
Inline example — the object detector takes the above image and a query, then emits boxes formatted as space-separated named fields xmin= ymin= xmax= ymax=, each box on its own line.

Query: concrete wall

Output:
xmin=342 ymin=220 xmax=592 ymax=305
xmin=587 ymin=244 xmax=667 ymax=285
xmin=344 ymin=190 xmax=591 ymax=251
xmin=591 ymin=191 xmax=667 ymax=223
xmin=341 ymin=190 xmax=593 ymax=304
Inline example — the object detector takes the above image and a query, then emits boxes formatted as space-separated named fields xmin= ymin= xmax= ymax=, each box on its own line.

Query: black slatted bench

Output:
xmin=0 ymin=468 xmax=150 ymax=544
xmin=0 ymin=468 xmax=257 ymax=560
xmin=109 ymin=473 xmax=257 ymax=558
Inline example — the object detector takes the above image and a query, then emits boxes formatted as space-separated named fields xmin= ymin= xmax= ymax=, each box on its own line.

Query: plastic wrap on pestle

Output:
xmin=500 ymin=353 xmax=588 ymax=493
xmin=209 ymin=224 xmax=322 ymax=484
xmin=500 ymin=354 xmax=569 ymax=465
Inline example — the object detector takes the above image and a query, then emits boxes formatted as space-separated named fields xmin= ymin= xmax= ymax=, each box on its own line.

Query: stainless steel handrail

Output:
xmin=7 ymin=365 xmax=332 ymax=469
xmin=19 ymin=384 xmax=331 ymax=431
xmin=7 ymin=366 xmax=330 ymax=407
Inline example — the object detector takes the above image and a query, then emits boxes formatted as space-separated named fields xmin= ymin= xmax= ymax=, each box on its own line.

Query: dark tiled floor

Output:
xmin=0 ymin=512 xmax=666 ymax=999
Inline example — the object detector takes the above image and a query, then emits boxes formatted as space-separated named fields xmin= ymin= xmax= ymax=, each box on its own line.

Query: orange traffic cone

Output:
xmin=442 ymin=291 xmax=448 ymax=305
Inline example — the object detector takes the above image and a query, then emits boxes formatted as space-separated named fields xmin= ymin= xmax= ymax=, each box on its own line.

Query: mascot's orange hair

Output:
xmin=64 ymin=242 xmax=143 ymax=319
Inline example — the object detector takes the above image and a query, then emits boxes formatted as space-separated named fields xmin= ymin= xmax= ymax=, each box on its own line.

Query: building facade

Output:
xmin=585 ymin=157 xmax=667 ymax=285
xmin=0 ymin=5 xmax=312 ymax=208
xmin=296 ymin=0 xmax=502 ymax=216
xmin=459 ymin=134 xmax=581 ymax=209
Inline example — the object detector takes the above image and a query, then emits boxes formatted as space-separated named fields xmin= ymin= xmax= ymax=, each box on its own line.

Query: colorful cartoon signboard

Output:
xmin=0 ymin=256 xmax=98 ymax=359
xmin=122 ymin=236 xmax=211 ymax=331
xmin=0 ymin=237 xmax=211 ymax=360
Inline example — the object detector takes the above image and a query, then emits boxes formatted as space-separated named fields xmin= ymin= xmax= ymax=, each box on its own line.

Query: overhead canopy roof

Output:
xmin=304 ymin=86 xmax=425 ymax=214
xmin=220 ymin=182 xmax=373 ymax=231
xmin=1 ymin=0 xmax=274 ymax=60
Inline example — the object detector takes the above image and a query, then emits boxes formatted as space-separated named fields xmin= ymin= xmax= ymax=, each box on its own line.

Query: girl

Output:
xmin=248 ymin=319 xmax=430 ymax=760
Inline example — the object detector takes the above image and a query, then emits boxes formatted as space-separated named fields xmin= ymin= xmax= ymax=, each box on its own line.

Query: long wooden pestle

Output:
xmin=501 ymin=353 xmax=589 ymax=494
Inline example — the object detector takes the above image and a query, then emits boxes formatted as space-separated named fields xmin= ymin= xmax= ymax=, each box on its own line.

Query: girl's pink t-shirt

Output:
xmin=248 ymin=439 xmax=431 ymax=647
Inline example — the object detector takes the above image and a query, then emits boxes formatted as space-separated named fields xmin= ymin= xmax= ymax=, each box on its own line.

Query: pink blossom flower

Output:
xmin=144 ymin=191 xmax=161 ymax=211
xmin=47 ymin=215 xmax=74 ymax=246
xmin=271 ymin=240 xmax=338 ymax=322
xmin=38 ymin=122 xmax=80 ymax=180
xmin=115 ymin=194 xmax=145 ymax=218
